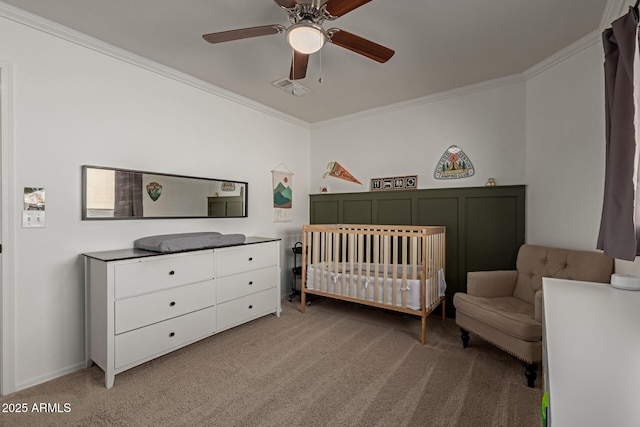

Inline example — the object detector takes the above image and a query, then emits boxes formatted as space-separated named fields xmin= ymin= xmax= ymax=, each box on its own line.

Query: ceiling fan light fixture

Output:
xmin=286 ymin=22 xmax=326 ymax=54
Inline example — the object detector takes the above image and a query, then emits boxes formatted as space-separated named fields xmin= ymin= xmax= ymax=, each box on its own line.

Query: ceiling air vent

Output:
xmin=271 ymin=78 xmax=311 ymax=96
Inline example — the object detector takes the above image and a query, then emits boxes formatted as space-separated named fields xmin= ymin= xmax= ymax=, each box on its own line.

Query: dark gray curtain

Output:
xmin=597 ymin=7 xmax=640 ymax=261
xmin=114 ymin=171 xmax=143 ymax=217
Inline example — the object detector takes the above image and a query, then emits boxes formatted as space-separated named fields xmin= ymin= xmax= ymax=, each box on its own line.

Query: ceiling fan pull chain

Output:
xmin=319 ymin=49 xmax=324 ymax=83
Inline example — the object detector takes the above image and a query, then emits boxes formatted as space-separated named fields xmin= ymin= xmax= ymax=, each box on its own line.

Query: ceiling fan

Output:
xmin=202 ymin=0 xmax=395 ymax=81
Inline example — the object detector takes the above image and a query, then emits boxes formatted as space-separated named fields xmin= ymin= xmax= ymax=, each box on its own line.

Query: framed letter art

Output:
xmin=370 ymin=175 xmax=418 ymax=191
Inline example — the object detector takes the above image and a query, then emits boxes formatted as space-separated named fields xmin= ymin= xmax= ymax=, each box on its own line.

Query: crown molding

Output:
xmin=523 ymin=0 xmax=629 ymax=79
xmin=311 ymin=74 xmax=526 ymax=129
xmin=523 ymin=30 xmax=601 ymax=80
xmin=314 ymin=20 xmax=603 ymax=130
xmin=314 ymin=2 xmax=628 ymax=129
xmin=600 ymin=0 xmax=629 ymax=30
xmin=0 ymin=1 xmax=626 ymax=130
xmin=0 ymin=2 xmax=311 ymax=129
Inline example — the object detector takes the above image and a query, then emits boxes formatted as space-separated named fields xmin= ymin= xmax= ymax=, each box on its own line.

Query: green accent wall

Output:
xmin=309 ymin=185 xmax=526 ymax=316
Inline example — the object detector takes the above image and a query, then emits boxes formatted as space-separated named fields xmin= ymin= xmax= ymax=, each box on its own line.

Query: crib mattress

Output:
xmin=306 ymin=263 xmax=431 ymax=310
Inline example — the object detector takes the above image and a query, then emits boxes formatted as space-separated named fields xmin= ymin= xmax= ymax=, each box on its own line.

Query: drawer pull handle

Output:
xmin=169 ymin=332 xmax=175 ymax=337
xmin=169 ymin=270 xmax=175 ymax=276
xmin=248 ymin=305 xmax=253 ymax=309
xmin=248 ymin=257 xmax=253 ymax=261
xmin=249 ymin=281 xmax=253 ymax=285
xmin=170 ymin=301 xmax=176 ymax=307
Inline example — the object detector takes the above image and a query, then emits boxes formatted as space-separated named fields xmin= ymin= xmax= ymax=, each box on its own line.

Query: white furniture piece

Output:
xmin=83 ymin=237 xmax=281 ymax=388
xmin=215 ymin=241 xmax=281 ymax=332
xmin=542 ymin=277 xmax=640 ymax=427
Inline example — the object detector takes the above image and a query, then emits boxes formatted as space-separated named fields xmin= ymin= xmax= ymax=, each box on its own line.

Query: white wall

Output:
xmin=525 ymin=39 xmax=607 ymax=252
xmin=310 ymin=78 xmax=526 ymax=193
xmin=0 ymin=16 xmax=310 ymax=391
xmin=524 ymin=37 xmax=640 ymax=276
xmin=524 ymin=32 xmax=640 ymax=276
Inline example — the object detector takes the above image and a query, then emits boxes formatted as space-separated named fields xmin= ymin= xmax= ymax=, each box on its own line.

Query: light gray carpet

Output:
xmin=0 ymin=298 xmax=542 ymax=426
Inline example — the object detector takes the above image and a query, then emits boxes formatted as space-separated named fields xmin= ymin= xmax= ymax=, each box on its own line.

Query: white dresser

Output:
xmin=84 ymin=238 xmax=281 ymax=388
xmin=542 ymin=277 xmax=640 ymax=427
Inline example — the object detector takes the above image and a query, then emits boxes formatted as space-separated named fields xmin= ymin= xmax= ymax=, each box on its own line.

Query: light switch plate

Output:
xmin=22 ymin=211 xmax=45 ymax=228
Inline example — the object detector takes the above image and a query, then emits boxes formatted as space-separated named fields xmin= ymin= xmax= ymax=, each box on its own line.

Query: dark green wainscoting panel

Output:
xmin=378 ymin=198 xmax=413 ymax=225
xmin=312 ymin=200 xmax=340 ymax=224
xmin=309 ymin=185 xmax=526 ymax=316
xmin=343 ymin=200 xmax=373 ymax=224
xmin=416 ymin=196 xmax=460 ymax=302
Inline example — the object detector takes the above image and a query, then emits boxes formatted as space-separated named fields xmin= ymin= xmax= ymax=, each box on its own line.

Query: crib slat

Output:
xmin=320 ymin=231 xmax=326 ymax=291
xmin=348 ymin=233 xmax=355 ymax=297
xmin=313 ymin=231 xmax=321 ymax=290
xmin=374 ymin=234 xmax=380 ymax=303
xmin=341 ymin=232 xmax=347 ymax=295
xmin=411 ymin=237 xmax=418 ymax=280
xmin=432 ymin=232 xmax=437 ymax=308
xmin=333 ymin=232 xmax=339 ymax=293
xmin=324 ymin=230 xmax=329 ymax=291
xmin=357 ymin=233 xmax=364 ymax=299
xmin=392 ymin=235 xmax=398 ymax=307
xmin=401 ymin=235 xmax=407 ymax=309
xmin=383 ymin=235 xmax=389 ymax=305
xmin=365 ymin=234 xmax=371 ymax=301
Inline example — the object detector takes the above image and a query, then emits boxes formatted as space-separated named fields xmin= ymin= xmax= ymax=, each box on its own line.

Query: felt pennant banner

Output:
xmin=323 ymin=161 xmax=362 ymax=185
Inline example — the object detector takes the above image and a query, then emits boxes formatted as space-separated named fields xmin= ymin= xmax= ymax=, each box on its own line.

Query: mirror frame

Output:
xmin=82 ymin=165 xmax=248 ymax=220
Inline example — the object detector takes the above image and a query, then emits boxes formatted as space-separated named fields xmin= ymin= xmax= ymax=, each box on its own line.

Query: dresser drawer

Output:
xmin=217 ymin=287 xmax=277 ymax=331
xmin=115 ymin=280 xmax=215 ymax=334
xmin=114 ymin=251 xmax=214 ymax=299
xmin=216 ymin=242 xmax=277 ymax=277
xmin=217 ymin=266 xmax=277 ymax=304
xmin=115 ymin=306 xmax=216 ymax=369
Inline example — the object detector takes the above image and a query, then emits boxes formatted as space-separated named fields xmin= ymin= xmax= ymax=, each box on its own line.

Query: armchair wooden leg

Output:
xmin=525 ymin=363 xmax=537 ymax=388
xmin=460 ymin=328 xmax=470 ymax=348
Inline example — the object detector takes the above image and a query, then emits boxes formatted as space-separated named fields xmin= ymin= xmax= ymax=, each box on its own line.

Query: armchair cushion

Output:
xmin=453 ymin=293 xmax=541 ymax=341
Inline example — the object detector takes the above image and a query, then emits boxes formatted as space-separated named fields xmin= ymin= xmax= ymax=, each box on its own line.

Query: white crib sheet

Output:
xmin=306 ymin=263 xmax=429 ymax=310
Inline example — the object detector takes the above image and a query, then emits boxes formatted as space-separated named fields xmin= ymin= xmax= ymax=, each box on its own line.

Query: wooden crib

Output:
xmin=301 ymin=224 xmax=446 ymax=344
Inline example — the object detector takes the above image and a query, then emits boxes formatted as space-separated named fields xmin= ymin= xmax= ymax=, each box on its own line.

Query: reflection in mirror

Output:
xmin=82 ymin=165 xmax=248 ymax=219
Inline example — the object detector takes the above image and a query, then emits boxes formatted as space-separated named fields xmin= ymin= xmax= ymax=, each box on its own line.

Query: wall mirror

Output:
xmin=82 ymin=165 xmax=248 ymax=219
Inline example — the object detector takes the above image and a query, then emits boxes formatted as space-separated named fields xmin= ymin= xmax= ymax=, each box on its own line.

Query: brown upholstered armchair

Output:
xmin=453 ymin=244 xmax=613 ymax=387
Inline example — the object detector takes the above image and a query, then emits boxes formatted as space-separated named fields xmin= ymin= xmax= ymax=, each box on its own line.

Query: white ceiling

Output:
xmin=1 ymin=0 xmax=612 ymax=123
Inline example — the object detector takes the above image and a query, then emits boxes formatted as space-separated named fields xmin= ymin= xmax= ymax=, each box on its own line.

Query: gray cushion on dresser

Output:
xmin=134 ymin=232 xmax=246 ymax=253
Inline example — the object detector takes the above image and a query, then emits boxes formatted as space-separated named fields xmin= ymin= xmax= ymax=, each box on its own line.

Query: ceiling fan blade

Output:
xmin=290 ymin=50 xmax=309 ymax=80
xmin=325 ymin=0 xmax=371 ymax=17
xmin=203 ymin=25 xmax=284 ymax=44
xmin=274 ymin=0 xmax=298 ymax=8
xmin=329 ymin=29 xmax=394 ymax=63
